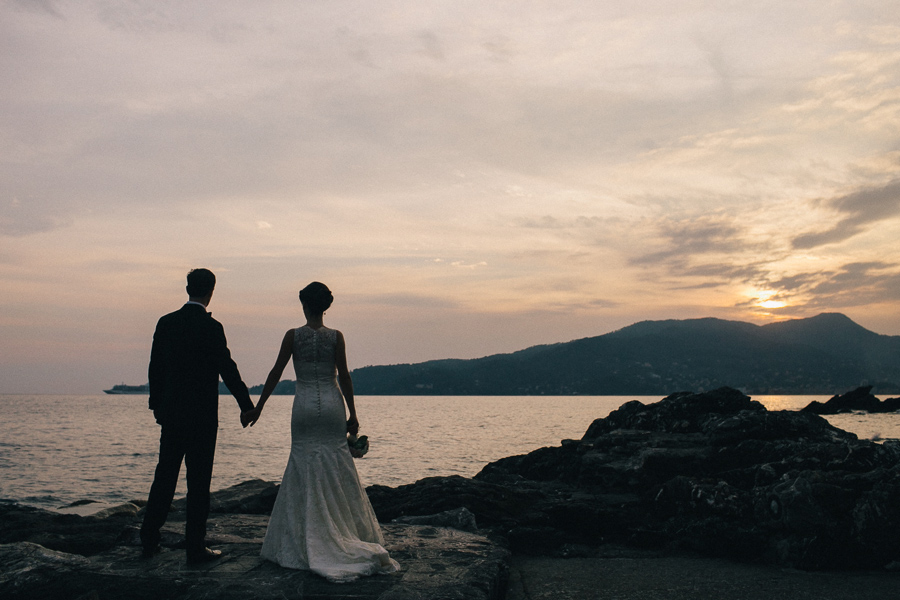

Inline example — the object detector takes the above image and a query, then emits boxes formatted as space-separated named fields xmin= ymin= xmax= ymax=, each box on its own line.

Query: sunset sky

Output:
xmin=3 ymin=1 xmax=900 ymax=393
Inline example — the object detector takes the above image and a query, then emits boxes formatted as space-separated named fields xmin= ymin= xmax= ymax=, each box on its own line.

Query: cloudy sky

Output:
xmin=3 ymin=1 xmax=900 ymax=393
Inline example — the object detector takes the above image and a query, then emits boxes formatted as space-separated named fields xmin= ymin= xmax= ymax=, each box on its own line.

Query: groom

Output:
xmin=140 ymin=268 xmax=256 ymax=564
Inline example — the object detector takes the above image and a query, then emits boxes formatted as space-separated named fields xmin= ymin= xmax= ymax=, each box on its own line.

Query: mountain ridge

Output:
xmin=349 ymin=313 xmax=900 ymax=395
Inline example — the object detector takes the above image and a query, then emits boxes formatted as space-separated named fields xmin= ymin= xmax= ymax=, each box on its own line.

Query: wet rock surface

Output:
xmin=0 ymin=488 xmax=508 ymax=600
xmin=0 ymin=520 xmax=507 ymax=600
xmin=369 ymin=388 xmax=900 ymax=570
xmin=506 ymin=553 xmax=900 ymax=600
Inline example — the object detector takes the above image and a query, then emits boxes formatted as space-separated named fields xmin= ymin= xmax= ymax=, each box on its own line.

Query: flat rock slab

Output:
xmin=0 ymin=516 xmax=508 ymax=600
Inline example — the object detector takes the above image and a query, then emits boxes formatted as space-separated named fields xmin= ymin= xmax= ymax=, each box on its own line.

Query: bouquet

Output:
xmin=347 ymin=434 xmax=369 ymax=458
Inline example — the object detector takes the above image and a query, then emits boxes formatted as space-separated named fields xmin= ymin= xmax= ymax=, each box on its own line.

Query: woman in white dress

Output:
xmin=243 ymin=282 xmax=400 ymax=582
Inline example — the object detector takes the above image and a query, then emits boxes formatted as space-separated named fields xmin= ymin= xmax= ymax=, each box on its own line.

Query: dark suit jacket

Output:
xmin=148 ymin=303 xmax=253 ymax=426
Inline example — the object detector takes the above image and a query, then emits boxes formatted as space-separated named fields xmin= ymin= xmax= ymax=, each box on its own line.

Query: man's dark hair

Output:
xmin=186 ymin=268 xmax=216 ymax=298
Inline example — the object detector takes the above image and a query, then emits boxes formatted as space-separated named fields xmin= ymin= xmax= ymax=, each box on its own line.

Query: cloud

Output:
xmin=807 ymin=262 xmax=900 ymax=305
xmin=450 ymin=261 xmax=488 ymax=269
xmin=2 ymin=0 xmax=829 ymax=222
xmin=763 ymin=272 xmax=821 ymax=293
xmin=793 ymin=180 xmax=900 ymax=249
xmin=0 ymin=197 xmax=71 ymax=236
xmin=514 ymin=215 xmax=609 ymax=229
xmin=355 ymin=293 xmax=459 ymax=310
xmin=631 ymin=213 xmax=755 ymax=268
xmin=755 ymin=261 xmax=900 ymax=311
xmin=680 ymin=262 xmax=765 ymax=282
xmin=416 ymin=31 xmax=445 ymax=61
xmin=9 ymin=0 xmax=61 ymax=18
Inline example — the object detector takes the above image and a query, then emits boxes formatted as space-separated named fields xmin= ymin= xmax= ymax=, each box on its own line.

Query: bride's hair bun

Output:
xmin=298 ymin=281 xmax=333 ymax=314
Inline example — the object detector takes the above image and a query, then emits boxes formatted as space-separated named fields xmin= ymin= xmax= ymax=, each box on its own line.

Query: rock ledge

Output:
xmin=0 ymin=495 xmax=508 ymax=600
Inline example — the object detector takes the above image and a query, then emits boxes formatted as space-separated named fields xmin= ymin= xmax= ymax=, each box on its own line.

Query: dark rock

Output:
xmin=368 ymin=476 xmax=543 ymax=530
xmin=583 ymin=388 xmax=766 ymax=438
xmin=87 ymin=503 xmax=140 ymax=520
xmin=171 ymin=478 xmax=279 ymax=515
xmin=802 ymin=385 xmax=900 ymax=414
xmin=372 ymin=388 xmax=900 ymax=570
xmin=60 ymin=499 xmax=98 ymax=509
xmin=393 ymin=507 xmax=479 ymax=532
xmin=0 ymin=503 xmax=142 ymax=557
xmin=0 ymin=542 xmax=92 ymax=599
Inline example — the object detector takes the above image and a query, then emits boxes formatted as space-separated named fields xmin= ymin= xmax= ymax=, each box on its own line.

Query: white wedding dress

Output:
xmin=260 ymin=326 xmax=400 ymax=582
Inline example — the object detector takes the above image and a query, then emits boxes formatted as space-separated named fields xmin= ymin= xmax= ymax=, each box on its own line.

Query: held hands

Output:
xmin=241 ymin=406 xmax=262 ymax=428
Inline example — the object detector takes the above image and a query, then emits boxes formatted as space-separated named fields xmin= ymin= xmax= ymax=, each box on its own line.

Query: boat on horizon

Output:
xmin=103 ymin=383 xmax=149 ymax=395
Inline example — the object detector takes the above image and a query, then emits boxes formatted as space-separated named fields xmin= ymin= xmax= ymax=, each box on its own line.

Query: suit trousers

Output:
xmin=140 ymin=420 xmax=218 ymax=551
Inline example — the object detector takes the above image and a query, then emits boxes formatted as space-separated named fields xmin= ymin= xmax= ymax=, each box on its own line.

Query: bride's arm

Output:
xmin=243 ymin=329 xmax=293 ymax=426
xmin=335 ymin=331 xmax=359 ymax=435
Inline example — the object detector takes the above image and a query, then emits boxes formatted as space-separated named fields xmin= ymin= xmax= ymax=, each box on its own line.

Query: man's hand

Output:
xmin=241 ymin=407 xmax=261 ymax=428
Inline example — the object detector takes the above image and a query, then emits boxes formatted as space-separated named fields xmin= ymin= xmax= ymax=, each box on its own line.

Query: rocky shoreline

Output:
xmin=4 ymin=387 xmax=900 ymax=598
xmin=368 ymin=387 xmax=900 ymax=569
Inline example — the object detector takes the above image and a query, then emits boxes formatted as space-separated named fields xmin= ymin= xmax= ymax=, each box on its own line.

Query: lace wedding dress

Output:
xmin=260 ymin=326 xmax=400 ymax=582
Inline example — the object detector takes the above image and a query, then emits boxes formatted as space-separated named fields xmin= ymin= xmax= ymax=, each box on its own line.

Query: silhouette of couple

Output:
xmin=140 ymin=269 xmax=399 ymax=582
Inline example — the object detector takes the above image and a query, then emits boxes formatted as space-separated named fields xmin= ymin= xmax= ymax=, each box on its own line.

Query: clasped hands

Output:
xmin=241 ymin=406 xmax=262 ymax=428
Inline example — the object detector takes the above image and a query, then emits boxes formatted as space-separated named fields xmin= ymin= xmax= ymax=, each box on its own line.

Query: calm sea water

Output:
xmin=2 ymin=393 xmax=899 ymax=512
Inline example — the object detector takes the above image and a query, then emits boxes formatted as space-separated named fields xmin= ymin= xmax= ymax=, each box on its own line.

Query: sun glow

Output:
xmin=753 ymin=290 xmax=788 ymax=310
xmin=760 ymin=299 xmax=787 ymax=309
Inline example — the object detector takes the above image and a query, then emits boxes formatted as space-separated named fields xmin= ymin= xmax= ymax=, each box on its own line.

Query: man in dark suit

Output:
xmin=140 ymin=268 xmax=256 ymax=564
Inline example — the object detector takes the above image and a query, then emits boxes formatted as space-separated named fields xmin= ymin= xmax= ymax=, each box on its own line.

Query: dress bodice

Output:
xmin=293 ymin=325 xmax=337 ymax=363
xmin=292 ymin=326 xmax=338 ymax=384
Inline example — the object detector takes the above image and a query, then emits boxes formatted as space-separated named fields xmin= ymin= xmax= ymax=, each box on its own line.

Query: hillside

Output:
xmin=349 ymin=313 xmax=900 ymax=395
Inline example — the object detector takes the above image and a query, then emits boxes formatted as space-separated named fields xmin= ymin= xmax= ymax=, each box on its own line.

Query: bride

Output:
xmin=243 ymin=282 xmax=400 ymax=582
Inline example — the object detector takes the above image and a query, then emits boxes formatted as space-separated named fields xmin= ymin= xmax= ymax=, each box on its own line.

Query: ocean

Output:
xmin=2 ymin=393 xmax=899 ymax=512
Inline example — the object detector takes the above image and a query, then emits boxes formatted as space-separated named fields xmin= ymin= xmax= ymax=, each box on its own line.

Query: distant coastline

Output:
xmin=120 ymin=313 xmax=900 ymax=397
xmin=103 ymin=383 xmax=149 ymax=395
